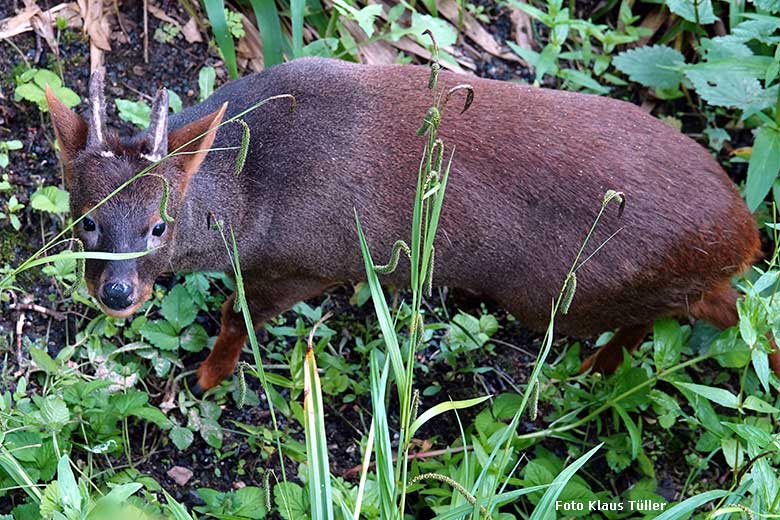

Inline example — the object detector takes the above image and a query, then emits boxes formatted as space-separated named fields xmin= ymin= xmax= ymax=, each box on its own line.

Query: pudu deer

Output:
xmin=45 ymin=57 xmax=779 ymax=392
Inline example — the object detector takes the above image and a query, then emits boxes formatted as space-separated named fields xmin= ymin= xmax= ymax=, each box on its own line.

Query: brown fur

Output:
xmin=46 ymin=58 xmax=770 ymax=390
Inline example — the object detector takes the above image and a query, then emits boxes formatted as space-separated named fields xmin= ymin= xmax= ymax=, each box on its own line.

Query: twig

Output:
xmin=9 ymin=303 xmax=66 ymax=321
xmin=143 ymin=0 xmax=149 ymax=64
xmin=15 ymin=312 xmax=25 ymax=366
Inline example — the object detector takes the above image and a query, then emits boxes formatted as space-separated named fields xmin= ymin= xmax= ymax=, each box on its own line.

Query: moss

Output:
xmin=0 ymin=227 xmax=40 ymax=286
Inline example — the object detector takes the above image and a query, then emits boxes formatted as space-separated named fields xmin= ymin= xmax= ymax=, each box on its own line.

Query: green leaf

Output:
xmin=613 ymin=45 xmax=685 ymax=89
xmin=198 ymin=66 xmax=216 ymax=102
xmin=170 ymin=426 xmax=194 ymax=451
xmin=410 ymin=12 xmax=458 ymax=48
xmin=653 ymin=318 xmax=683 ymax=369
xmin=675 ymin=382 xmax=740 ymax=409
xmin=274 ymin=482 xmax=309 ymax=520
xmin=233 ymin=487 xmax=268 ymax=518
xmin=37 ymin=397 xmax=70 ymax=431
xmin=57 ymin=456 xmax=82 ymax=513
xmin=30 ymin=186 xmax=70 ymax=214
xmin=615 ymin=405 xmax=641 ymax=459
xmin=161 ymin=284 xmax=198 ymax=332
xmin=666 ymin=0 xmax=717 ymax=24
xmin=115 ymin=99 xmax=151 ymax=129
xmin=168 ymin=90 xmax=183 ymax=114
xmin=140 ymin=319 xmax=180 ymax=351
xmin=684 ymin=67 xmax=777 ymax=112
xmin=109 ymin=390 xmax=149 ymax=417
xmin=752 ymin=349 xmax=771 ymax=393
xmin=746 ymin=125 xmax=780 ymax=211
xmin=742 ymin=395 xmax=780 ymax=413
xmin=180 ymin=323 xmax=209 ymax=352
xmin=754 ymin=0 xmax=780 ymax=13
xmin=29 ymin=346 xmax=59 ymax=374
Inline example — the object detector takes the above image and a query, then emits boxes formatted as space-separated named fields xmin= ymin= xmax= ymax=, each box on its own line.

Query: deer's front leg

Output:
xmin=194 ymin=277 xmax=331 ymax=392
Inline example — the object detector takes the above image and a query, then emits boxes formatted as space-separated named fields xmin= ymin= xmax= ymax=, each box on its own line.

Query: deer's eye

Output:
xmin=152 ymin=222 xmax=167 ymax=237
xmin=83 ymin=217 xmax=96 ymax=232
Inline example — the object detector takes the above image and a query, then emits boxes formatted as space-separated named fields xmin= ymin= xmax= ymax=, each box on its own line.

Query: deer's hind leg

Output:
xmin=690 ymin=283 xmax=780 ymax=375
xmin=194 ymin=276 xmax=332 ymax=392
xmin=578 ymin=325 xmax=652 ymax=375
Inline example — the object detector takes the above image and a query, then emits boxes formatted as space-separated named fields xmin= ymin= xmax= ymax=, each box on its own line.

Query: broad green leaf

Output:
xmin=180 ymin=323 xmax=209 ymax=352
xmin=685 ymin=67 xmax=777 ymax=112
xmin=666 ymin=0 xmax=717 ymax=24
xmin=57 ymin=456 xmax=81 ymax=513
xmin=170 ymin=426 xmax=194 ymax=450
xmin=613 ymin=45 xmax=685 ymax=89
xmin=29 ymin=346 xmax=59 ymax=374
xmin=653 ymin=318 xmax=683 ymax=369
xmin=110 ymin=390 xmax=149 ymax=417
xmin=161 ymin=284 xmax=198 ymax=332
xmin=30 ymin=186 xmax=70 ymax=214
xmin=274 ymin=482 xmax=308 ymax=520
xmin=746 ymin=125 xmax=780 ymax=211
xmin=754 ymin=0 xmax=780 ymax=13
xmin=116 ymin=98 xmax=151 ymax=129
xmin=675 ymin=382 xmax=739 ymax=409
xmin=140 ymin=319 xmax=179 ymax=351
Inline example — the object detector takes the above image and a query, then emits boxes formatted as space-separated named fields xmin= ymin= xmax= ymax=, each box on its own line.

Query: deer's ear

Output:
xmin=46 ymin=85 xmax=87 ymax=182
xmin=167 ymin=102 xmax=228 ymax=190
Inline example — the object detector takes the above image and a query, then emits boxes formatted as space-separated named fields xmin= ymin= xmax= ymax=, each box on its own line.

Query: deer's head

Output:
xmin=46 ymin=69 xmax=227 ymax=317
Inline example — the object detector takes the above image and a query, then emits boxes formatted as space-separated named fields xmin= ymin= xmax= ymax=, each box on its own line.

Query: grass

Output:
xmin=2 ymin=0 xmax=780 ymax=519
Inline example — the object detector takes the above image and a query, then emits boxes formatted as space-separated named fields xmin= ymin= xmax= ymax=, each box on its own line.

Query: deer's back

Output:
xmin=175 ymin=58 xmax=760 ymax=336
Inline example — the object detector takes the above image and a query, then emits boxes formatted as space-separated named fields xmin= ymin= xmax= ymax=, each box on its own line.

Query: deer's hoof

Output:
xmin=186 ymin=373 xmax=206 ymax=398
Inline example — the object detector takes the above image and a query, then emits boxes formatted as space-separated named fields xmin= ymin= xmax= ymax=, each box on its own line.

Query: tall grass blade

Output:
xmin=529 ymin=443 xmax=603 ymax=520
xmin=249 ymin=0 xmax=285 ymax=66
xmin=353 ymin=419 xmax=375 ymax=519
xmin=409 ymin=395 xmax=491 ymax=438
xmin=0 ymin=447 xmax=42 ymax=503
xmin=291 ymin=0 xmax=305 ymax=57
xmin=203 ymin=0 xmax=239 ymax=78
xmin=370 ymin=350 xmax=396 ymax=519
xmin=653 ymin=490 xmax=729 ymax=520
xmin=354 ymin=211 xmax=407 ymax=395
xmin=304 ymin=330 xmax=334 ymax=520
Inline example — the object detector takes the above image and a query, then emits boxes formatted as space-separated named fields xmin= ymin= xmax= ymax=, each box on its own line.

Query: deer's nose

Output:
xmin=100 ymin=282 xmax=134 ymax=310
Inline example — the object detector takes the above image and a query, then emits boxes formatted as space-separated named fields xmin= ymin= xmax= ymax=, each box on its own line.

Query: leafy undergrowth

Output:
xmin=2 ymin=0 xmax=780 ymax=519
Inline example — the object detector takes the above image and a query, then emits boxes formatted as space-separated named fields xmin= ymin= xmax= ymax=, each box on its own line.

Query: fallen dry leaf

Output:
xmin=0 ymin=3 xmax=81 ymax=44
xmin=147 ymin=2 xmax=180 ymax=25
xmin=167 ymin=466 xmax=194 ymax=486
xmin=181 ymin=16 xmax=202 ymax=43
xmin=77 ymin=0 xmax=112 ymax=51
xmin=236 ymin=13 xmax=263 ymax=72
xmin=509 ymin=4 xmax=535 ymax=51
xmin=436 ymin=0 xmax=522 ymax=63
